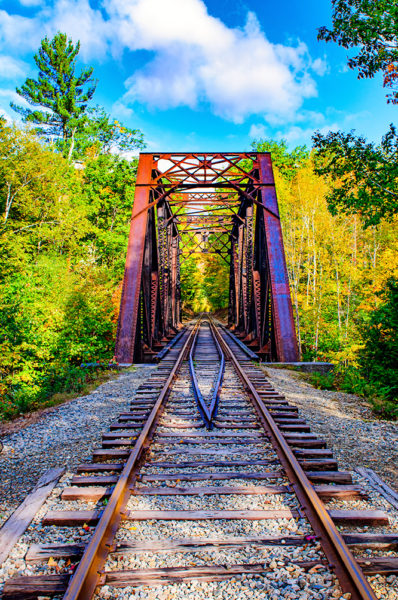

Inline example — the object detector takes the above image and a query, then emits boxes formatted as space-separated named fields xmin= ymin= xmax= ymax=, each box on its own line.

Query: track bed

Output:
xmin=2 ymin=318 xmax=398 ymax=600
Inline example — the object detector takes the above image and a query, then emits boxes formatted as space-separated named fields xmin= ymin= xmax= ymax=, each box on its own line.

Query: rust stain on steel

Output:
xmin=115 ymin=154 xmax=153 ymax=364
xmin=258 ymin=154 xmax=299 ymax=362
xmin=115 ymin=152 xmax=299 ymax=364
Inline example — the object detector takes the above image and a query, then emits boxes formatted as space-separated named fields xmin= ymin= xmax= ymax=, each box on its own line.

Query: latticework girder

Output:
xmin=115 ymin=152 xmax=299 ymax=364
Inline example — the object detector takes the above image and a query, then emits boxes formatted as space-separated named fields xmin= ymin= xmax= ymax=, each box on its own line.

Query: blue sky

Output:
xmin=0 ymin=0 xmax=395 ymax=151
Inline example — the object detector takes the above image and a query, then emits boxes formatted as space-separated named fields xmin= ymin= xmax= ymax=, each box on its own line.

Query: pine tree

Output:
xmin=11 ymin=32 xmax=97 ymax=159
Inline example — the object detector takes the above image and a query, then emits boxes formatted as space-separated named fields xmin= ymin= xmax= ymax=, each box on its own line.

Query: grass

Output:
xmin=49 ymin=369 xmax=117 ymax=406
xmin=0 ymin=366 xmax=122 ymax=423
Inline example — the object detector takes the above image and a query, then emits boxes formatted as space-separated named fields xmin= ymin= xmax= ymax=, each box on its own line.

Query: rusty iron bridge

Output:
xmin=115 ymin=152 xmax=299 ymax=364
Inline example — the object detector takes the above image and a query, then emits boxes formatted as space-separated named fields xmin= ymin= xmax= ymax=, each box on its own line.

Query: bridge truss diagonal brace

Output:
xmin=258 ymin=155 xmax=299 ymax=362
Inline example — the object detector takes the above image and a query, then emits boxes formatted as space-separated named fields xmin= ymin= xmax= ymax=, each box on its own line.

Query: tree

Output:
xmin=360 ymin=278 xmax=398 ymax=405
xmin=0 ymin=122 xmax=84 ymax=247
xmin=251 ymin=139 xmax=309 ymax=181
xmin=313 ymin=126 xmax=398 ymax=226
xmin=315 ymin=1 xmax=398 ymax=222
xmin=11 ymin=32 xmax=97 ymax=159
xmin=81 ymin=153 xmax=139 ymax=273
xmin=71 ymin=106 xmax=145 ymax=159
xmin=318 ymin=0 xmax=398 ymax=103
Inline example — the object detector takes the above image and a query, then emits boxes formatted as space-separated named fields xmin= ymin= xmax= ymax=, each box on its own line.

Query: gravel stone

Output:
xmin=264 ymin=367 xmax=398 ymax=491
xmin=0 ymin=365 xmax=155 ymax=526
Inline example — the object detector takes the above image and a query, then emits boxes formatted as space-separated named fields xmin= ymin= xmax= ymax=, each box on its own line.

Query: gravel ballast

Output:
xmin=0 ymin=365 xmax=156 ymax=527
xmin=264 ymin=367 xmax=398 ymax=492
xmin=0 ymin=347 xmax=397 ymax=600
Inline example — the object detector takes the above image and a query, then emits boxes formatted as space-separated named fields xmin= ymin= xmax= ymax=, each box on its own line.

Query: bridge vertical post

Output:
xmin=228 ymin=236 xmax=238 ymax=328
xmin=115 ymin=154 xmax=153 ymax=365
xmin=170 ymin=234 xmax=179 ymax=329
xmin=258 ymin=154 xmax=299 ymax=362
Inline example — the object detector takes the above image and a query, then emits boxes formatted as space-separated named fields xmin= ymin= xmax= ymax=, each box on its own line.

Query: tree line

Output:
xmin=0 ymin=33 xmax=145 ymax=419
xmin=1 ymin=0 xmax=397 ymax=421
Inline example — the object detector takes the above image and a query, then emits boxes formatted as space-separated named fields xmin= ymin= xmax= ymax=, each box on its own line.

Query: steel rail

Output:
xmin=214 ymin=319 xmax=259 ymax=360
xmin=156 ymin=329 xmax=185 ymax=361
xmin=189 ymin=316 xmax=225 ymax=429
xmin=63 ymin=322 xmax=200 ymax=600
xmin=208 ymin=317 xmax=377 ymax=600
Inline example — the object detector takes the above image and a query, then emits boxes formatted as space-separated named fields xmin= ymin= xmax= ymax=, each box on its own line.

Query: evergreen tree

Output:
xmin=11 ymin=32 xmax=97 ymax=159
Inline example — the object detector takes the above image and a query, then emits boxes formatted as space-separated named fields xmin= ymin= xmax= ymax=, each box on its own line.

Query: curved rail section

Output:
xmin=209 ymin=316 xmax=377 ymax=600
xmin=189 ymin=316 xmax=225 ymax=429
xmin=62 ymin=323 xmax=198 ymax=600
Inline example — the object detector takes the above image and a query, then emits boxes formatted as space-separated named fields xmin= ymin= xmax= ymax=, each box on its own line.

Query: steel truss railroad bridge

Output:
xmin=115 ymin=152 xmax=299 ymax=365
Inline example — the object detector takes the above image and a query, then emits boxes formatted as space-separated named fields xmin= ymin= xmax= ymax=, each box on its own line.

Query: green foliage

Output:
xmin=11 ymin=32 xmax=97 ymax=157
xmin=309 ymin=279 xmax=398 ymax=419
xmin=178 ymin=212 xmax=230 ymax=314
xmin=0 ymin=31 xmax=147 ymax=421
xmin=309 ymin=371 xmax=336 ymax=391
xmin=310 ymin=366 xmax=398 ymax=419
xmin=82 ymin=154 xmax=139 ymax=272
xmin=312 ymin=126 xmax=398 ymax=226
xmin=0 ymin=122 xmax=135 ymax=422
xmin=250 ymin=135 xmax=398 ymax=418
xmin=359 ymin=277 xmax=398 ymax=402
xmin=318 ymin=0 xmax=398 ymax=103
xmin=316 ymin=1 xmax=398 ymax=229
xmin=0 ymin=122 xmax=84 ymax=246
xmin=251 ymin=139 xmax=309 ymax=181
xmin=180 ymin=256 xmax=209 ymax=314
xmin=202 ymin=254 xmax=229 ymax=311
xmin=70 ymin=106 xmax=145 ymax=159
xmin=310 ymin=366 xmax=373 ymax=396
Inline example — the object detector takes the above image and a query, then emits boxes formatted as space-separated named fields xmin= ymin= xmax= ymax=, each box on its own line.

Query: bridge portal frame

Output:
xmin=115 ymin=152 xmax=299 ymax=364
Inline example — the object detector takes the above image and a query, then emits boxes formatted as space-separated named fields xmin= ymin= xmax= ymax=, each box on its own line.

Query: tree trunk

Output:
xmin=67 ymin=127 xmax=77 ymax=161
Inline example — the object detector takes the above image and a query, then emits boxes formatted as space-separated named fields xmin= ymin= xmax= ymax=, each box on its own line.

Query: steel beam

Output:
xmin=115 ymin=154 xmax=153 ymax=364
xmin=258 ymin=154 xmax=299 ymax=361
xmin=115 ymin=152 xmax=299 ymax=364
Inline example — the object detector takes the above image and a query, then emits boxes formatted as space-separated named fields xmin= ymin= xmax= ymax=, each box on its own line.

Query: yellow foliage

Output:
xmin=273 ymin=159 xmax=398 ymax=361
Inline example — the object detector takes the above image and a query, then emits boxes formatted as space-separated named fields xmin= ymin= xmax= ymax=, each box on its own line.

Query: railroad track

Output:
xmin=3 ymin=317 xmax=398 ymax=600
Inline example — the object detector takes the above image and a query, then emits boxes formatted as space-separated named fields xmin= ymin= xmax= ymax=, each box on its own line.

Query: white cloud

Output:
xmin=48 ymin=0 xmax=111 ymax=60
xmin=295 ymin=109 xmax=326 ymax=125
xmin=0 ymin=10 xmax=41 ymax=53
xmin=0 ymin=0 xmax=326 ymax=123
xmin=0 ymin=87 xmax=27 ymax=104
xmin=311 ymin=57 xmax=328 ymax=76
xmin=17 ymin=0 xmax=45 ymax=6
xmin=0 ymin=106 xmax=12 ymax=122
xmin=0 ymin=55 xmax=29 ymax=80
xmin=249 ymin=123 xmax=268 ymax=139
xmin=276 ymin=123 xmax=340 ymax=146
xmin=112 ymin=100 xmax=135 ymax=119
xmin=343 ymin=110 xmax=371 ymax=124
xmin=0 ymin=1 xmax=110 ymax=59
xmin=0 ymin=87 xmax=30 ymax=123
xmin=115 ymin=3 xmax=320 ymax=123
